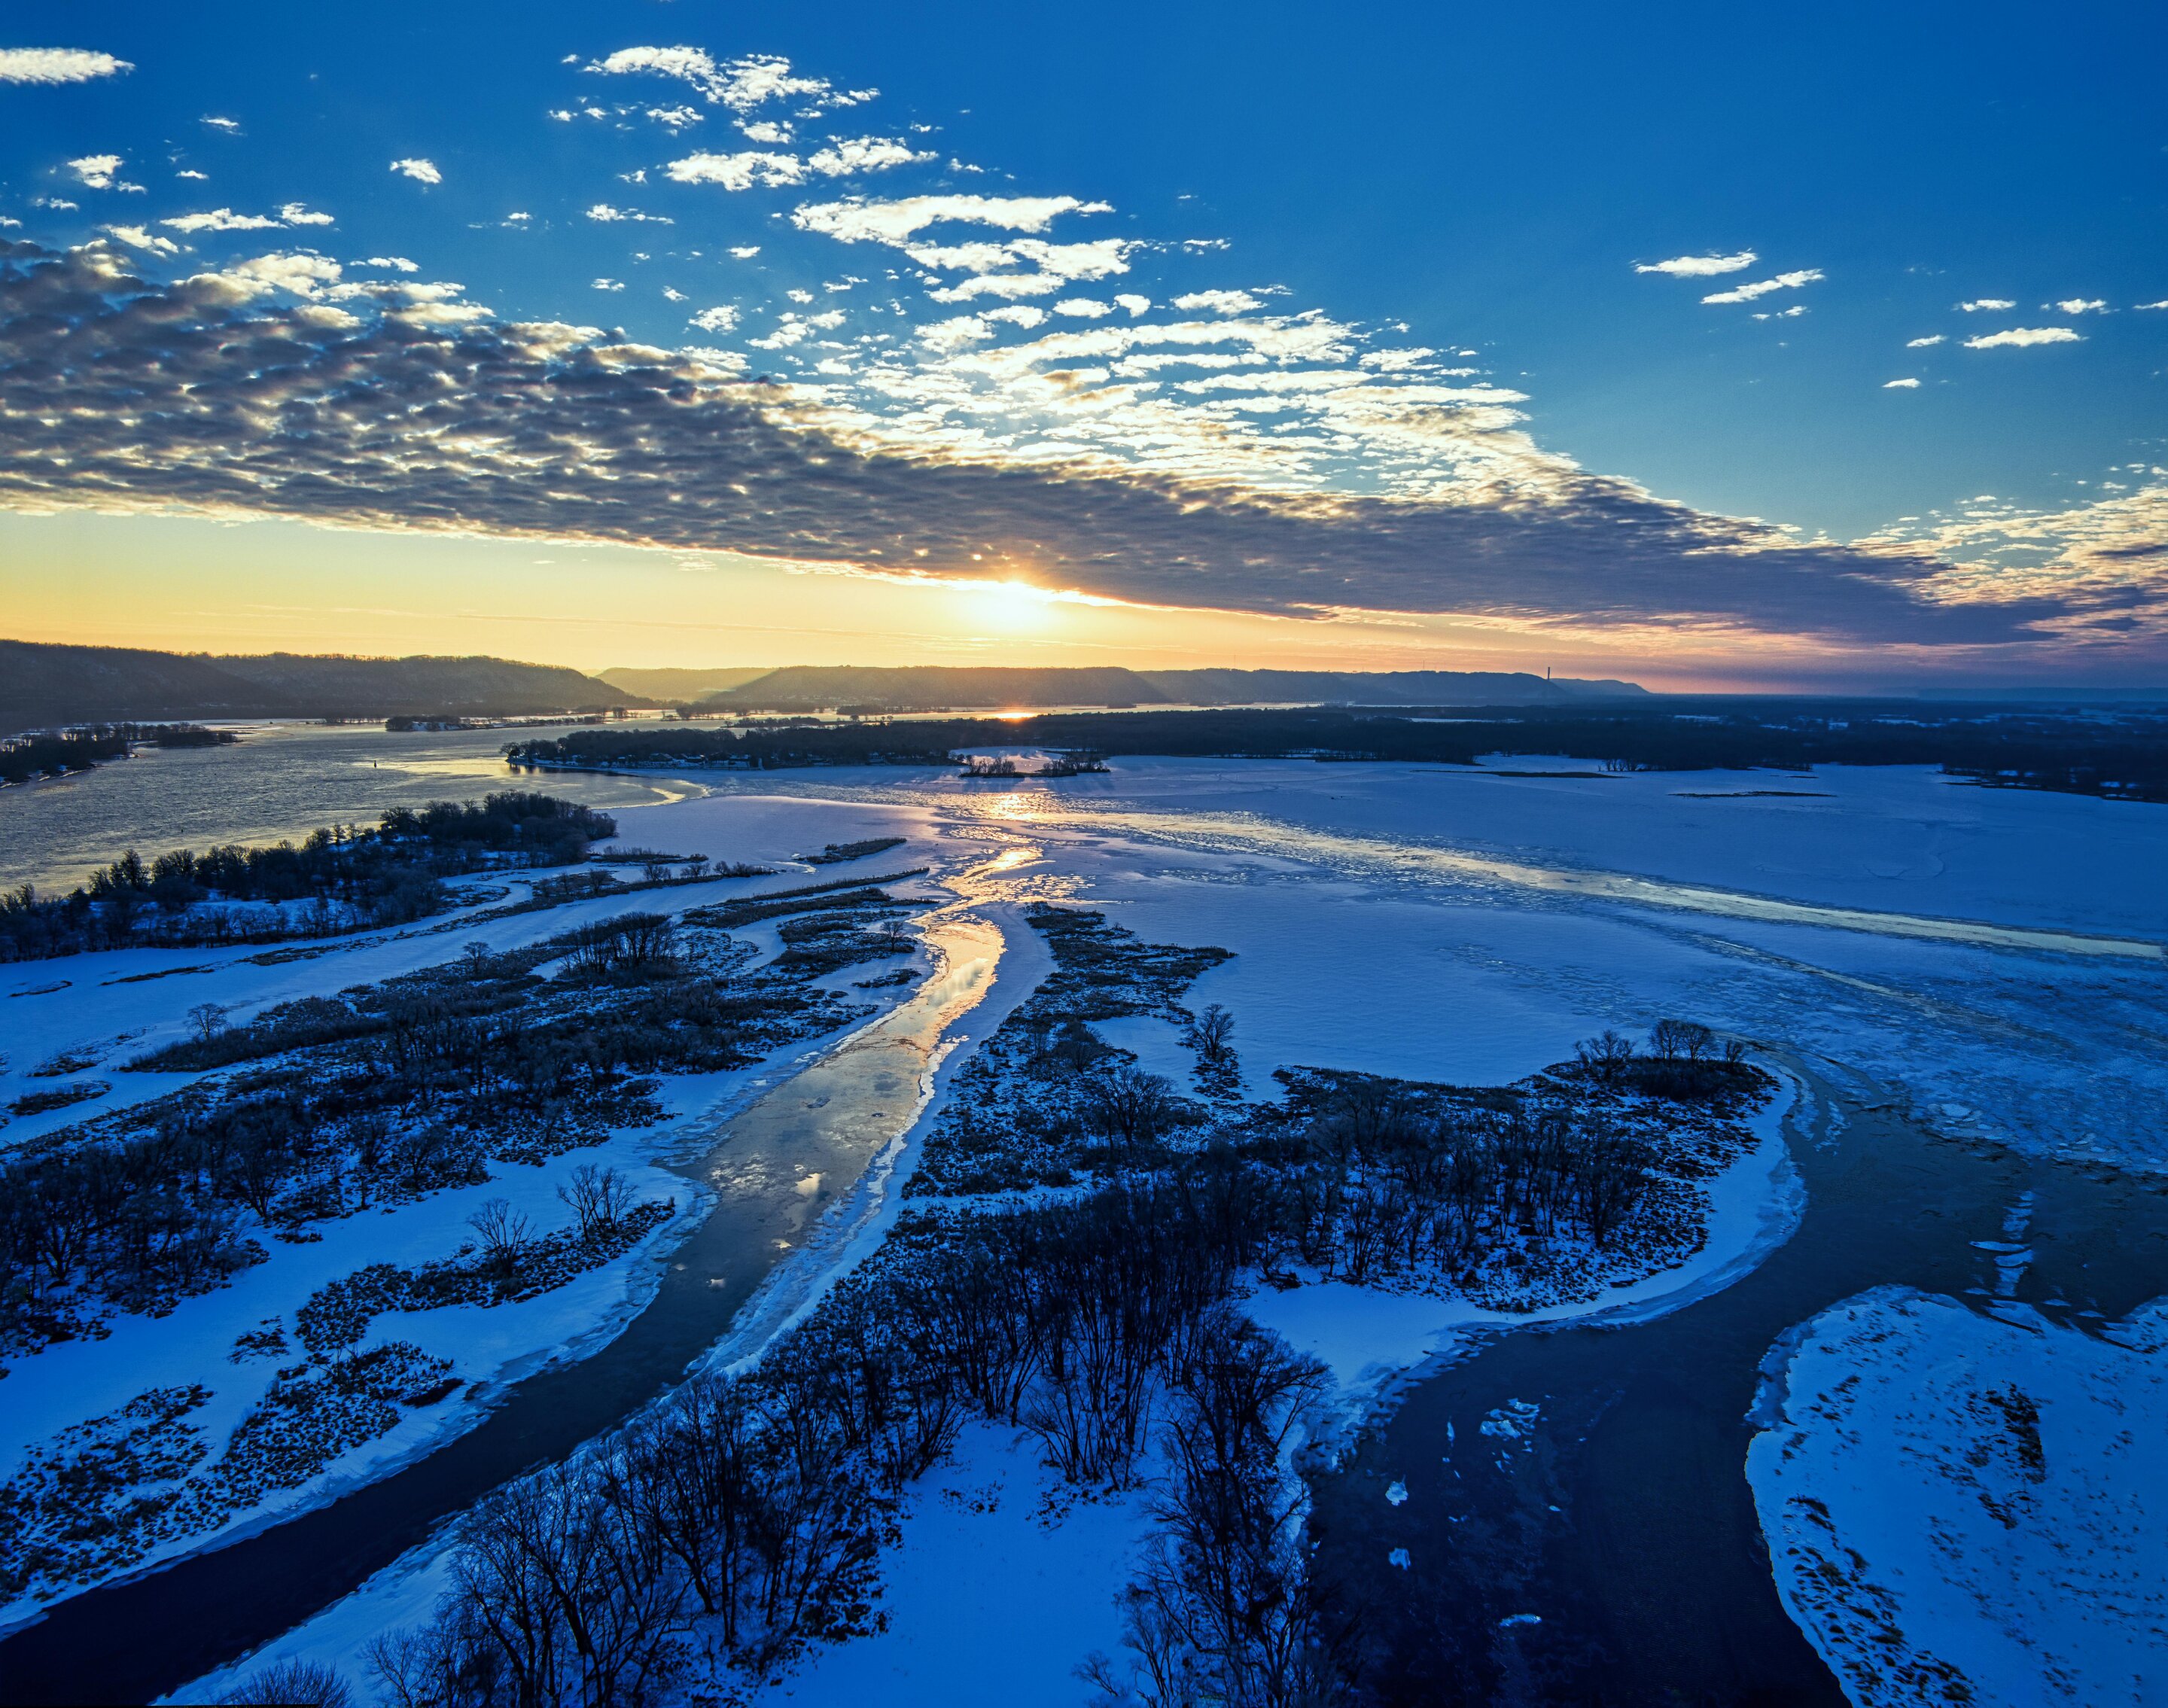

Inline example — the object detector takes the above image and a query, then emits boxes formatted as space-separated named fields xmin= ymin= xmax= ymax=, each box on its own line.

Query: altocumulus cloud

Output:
xmin=5 ymin=238 xmax=2136 ymax=653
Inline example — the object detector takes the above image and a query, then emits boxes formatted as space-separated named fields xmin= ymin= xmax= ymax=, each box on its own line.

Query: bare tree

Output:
xmin=215 ymin=1655 xmax=351 ymax=1708
xmin=1083 ymin=1067 xmax=1178 ymax=1149
xmin=187 ymin=1001 xmax=227 ymax=1044
xmin=218 ymin=1659 xmax=354 ymax=1707
xmin=467 ymin=1198 xmax=533 ymax=1278
xmin=1574 ymin=1028 xmax=1637 ymax=1082
xmin=1651 ymin=1018 xmax=1715 ymax=1061
xmin=1190 ymin=1003 xmax=1235 ymax=1065
xmin=558 ymin=1163 xmax=638 ymax=1241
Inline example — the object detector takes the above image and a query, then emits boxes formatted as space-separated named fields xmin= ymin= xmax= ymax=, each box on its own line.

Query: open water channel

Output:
xmin=0 ymin=899 xmax=1006 ymax=1703
xmin=3 ymin=735 xmax=2163 ymax=1704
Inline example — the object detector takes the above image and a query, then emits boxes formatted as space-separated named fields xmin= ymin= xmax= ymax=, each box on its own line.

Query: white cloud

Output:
xmin=66 ymin=155 xmax=124 ymax=190
xmin=1907 ymin=334 xmax=1945 ymax=347
xmin=358 ymin=255 xmax=419 ymax=272
xmin=918 ymin=315 xmax=994 ymax=353
xmin=201 ymin=117 xmax=240 ymax=132
xmin=505 ymin=212 xmax=531 ymax=223
xmin=1963 ymin=326 xmax=2081 ymax=349
xmin=587 ymin=47 xmax=868 ymax=114
xmin=586 ymin=202 xmax=672 ymax=224
xmin=161 ymin=205 xmax=332 ymax=233
xmin=981 ymin=304 xmax=1046 ymax=327
xmin=176 ymin=169 xmax=208 ymax=180
xmin=201 ymin=251 xmax=345 ymax=300
xmin=662 ymin=287 xmax=687 ymax=302
xmin=593 ymin=278 xmax=625 ymax=291
xmin=1113 ymin=294 xmax=1151 ymax=316
xmin=807 ymin=136 xmax=932 ymax=176
xmin=161 ymin=208 xmax=284 ymax=233
xmin=793 ymin=194 xmax=1111 ymax=245
xmin=2053 ymin=298 xmax=2108 ymax=315
xmin=1360 ymin=349 xmax=1436 ymax=372
xmin=0 ymin=48 xmax=132 ymax=84
xmin=665 ymin=151 xmax=807 ymax=190
xmin=1173 ymin=289 xmax=1265 ymax=315
xmin=729 ymin=245 xmax=761 ymax=258
xmin=1635 ymin=250 xmax=1756 ymax=277
xmin=689 ymin=306 xmax=739 ymax=331
xmin=390 ymin=158 xmax=442 ymax=185
xmin=1883 ymin=378 xmax=1921 ymax=389
xmin=2139 ymin=300 xmax=2168 ymax=312
xmin=1957 ymin=298 xmax=2014 ymax=312
xmin=1751 ymin=305 xmax=1807 ymax=320
xmin=647 ymin=105 xmax=703 ymax=130
xmin=102 ymin=224 xmax=178 ymax=256
xmin=787 ymin=288 xmax=815 ymax=303
xmin=1701 ymin=268 xmax=1823 ymax=305
xmin=1054 ymin=298 xmax=1113 ymax=318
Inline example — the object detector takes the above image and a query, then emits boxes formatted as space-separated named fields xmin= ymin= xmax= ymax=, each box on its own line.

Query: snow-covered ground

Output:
xmin=1748 ymin=1286 xmax=2168 ymax=1706
xmin=0 ymin=791 xmax=978 ymax=1630
xmin=744 ymin=1422 xmax=1156 ymax=1708
xmin=8 ymin=753 xmax=2160 ymax=1698
xmin=1245 ymin=1073 xmax=1804 ymax=1423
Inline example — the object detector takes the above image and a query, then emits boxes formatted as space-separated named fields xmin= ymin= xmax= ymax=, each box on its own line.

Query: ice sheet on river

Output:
xmin=1749 ymin=1286 xmax=2168 ymax=1706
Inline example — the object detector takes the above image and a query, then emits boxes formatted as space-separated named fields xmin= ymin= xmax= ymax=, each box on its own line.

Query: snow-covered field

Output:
xmin=1749 ymin=1286 xmax=2168 ymax=1706
xmin=8 ymin=753 xmax=2161 ymax=1701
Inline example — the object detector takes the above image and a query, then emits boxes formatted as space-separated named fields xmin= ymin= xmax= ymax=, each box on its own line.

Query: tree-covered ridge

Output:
xmin=0 ymin=792 xmax=617 ymax=964
xmin=510 ymin=701 xmax=2168 ymax=802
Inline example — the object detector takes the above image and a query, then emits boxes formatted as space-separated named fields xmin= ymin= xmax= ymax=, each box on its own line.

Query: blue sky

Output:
xmin=2 ymin=1 xmax=2164 ymax=686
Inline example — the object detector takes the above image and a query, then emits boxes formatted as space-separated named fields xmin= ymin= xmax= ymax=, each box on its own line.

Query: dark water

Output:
xmin=0 ymin=723 xmax=699 ymax=897
xmin=1311 ymin=1064 xmax=2168 ymax=1706
xmin=0 ymin=916 xmax=1001 ymax=1707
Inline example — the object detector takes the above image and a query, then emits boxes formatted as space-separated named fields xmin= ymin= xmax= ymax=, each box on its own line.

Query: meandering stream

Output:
xmin=0 ymin=909 xmax=1006 ymax=1705
xmin=1308 ymin=1064 xmax=2168 ymax=1705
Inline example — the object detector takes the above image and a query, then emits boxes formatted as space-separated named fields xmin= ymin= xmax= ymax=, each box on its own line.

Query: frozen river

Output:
xmin=2 ymin=743 xmax=2163 ymax=1703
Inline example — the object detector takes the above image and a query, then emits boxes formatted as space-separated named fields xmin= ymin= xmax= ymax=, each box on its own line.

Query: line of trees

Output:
xmin=0 ymin=723 xmax=233 ymax=787
xmin=0 ymin=793 xmax=617 ymax=964
xmin=362 ymin=1173 xmax=1355 ymax=1707
xmin=504 ymin=704 xmax=2168 ymax=802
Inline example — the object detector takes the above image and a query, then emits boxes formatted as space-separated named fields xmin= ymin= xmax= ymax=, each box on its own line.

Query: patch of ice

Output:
xmin=1749 ymin=1285 xmax=2168 ymax=1706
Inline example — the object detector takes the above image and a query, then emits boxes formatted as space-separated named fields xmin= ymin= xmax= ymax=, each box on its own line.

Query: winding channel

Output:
xmin=1307 ymin=1065 xmax=2168 ymax=1704
xmin=0 ymin=909 xmax=1006 ymax=1706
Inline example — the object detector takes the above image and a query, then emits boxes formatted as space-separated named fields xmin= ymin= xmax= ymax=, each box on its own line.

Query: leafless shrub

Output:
xmin=466 ymin=1198 xmax=532 ymax=1277
xmin=557 ymin=1164 xmax=638 ymax=1242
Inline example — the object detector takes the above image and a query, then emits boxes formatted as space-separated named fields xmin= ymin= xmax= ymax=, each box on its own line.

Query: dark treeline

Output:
xmin=363 ymin=1175 xmax=1351 ymax=1707
xmin=0 ymin=723 xmax=235 ymax=786
xmin=0 ymin=792 xmax=616 ymax=964
xmin=508 ymin=702 xmax=2168 ymax=802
